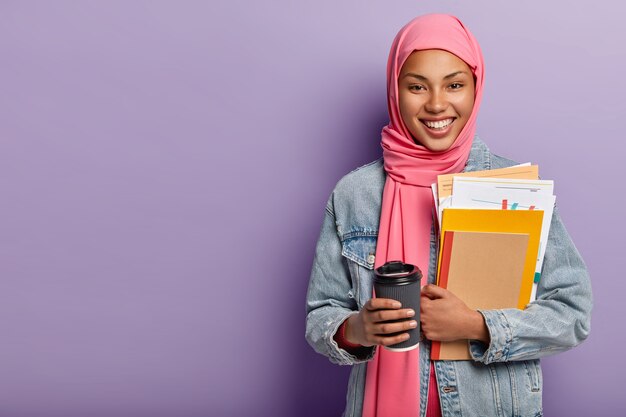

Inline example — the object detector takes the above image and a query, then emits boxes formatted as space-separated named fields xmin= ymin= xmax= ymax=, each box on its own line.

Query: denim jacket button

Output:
xmin=367 ymin=254 xmax=375 ymax=265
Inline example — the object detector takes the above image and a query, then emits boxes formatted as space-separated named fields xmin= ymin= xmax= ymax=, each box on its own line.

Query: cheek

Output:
xmin=398 ymin=96 xmax=413 ymax=126
xmin=398 ymin=94 xmax=422 ymax=125
xmin=449 ymin=97 xmax=474 ymax=122
xmin=459 ymin=92 xmax=475 ymax=117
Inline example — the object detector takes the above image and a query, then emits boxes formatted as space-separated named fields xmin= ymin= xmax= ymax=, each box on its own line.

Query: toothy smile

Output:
xmin=421 ymin=118 xmax=454 ymax=130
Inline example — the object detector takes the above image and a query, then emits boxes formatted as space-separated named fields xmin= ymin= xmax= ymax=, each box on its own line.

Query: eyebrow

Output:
xmin=403 ymin=71 xmax=469 ymax=81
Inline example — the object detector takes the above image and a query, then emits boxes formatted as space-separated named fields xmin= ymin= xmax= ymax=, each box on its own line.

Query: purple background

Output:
xmin=0 ymin=1 xmax=623 ymax=416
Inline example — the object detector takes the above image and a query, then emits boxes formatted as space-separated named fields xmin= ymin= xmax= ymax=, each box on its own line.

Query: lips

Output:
xmin=420 ymin=117 xmax=455 ymax=130
xmin=417 ymin=117 xmax=456 ymax=140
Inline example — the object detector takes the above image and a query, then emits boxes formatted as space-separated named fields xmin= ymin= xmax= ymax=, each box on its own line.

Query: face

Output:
xmin=398 ymin=49 xmax=475 ymax=152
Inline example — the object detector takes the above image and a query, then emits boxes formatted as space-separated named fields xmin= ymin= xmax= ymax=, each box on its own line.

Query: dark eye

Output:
xmin=408 ymin=85 xmax=425 ymax=91
xmin=449 ymin=83 xmax=463 ymax=89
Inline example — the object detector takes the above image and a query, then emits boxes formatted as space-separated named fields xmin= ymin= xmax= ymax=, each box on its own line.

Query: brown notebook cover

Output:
xmin=431 ymin=230 xmax=529 ymax=360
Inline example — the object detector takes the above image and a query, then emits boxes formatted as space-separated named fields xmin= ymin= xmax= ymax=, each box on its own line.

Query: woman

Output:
xmin=305 ymin=14 xmax=592 ymax=417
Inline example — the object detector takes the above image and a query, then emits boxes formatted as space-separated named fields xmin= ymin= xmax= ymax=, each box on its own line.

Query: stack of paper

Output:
xmin=430 ymin=165 xmax=556 ymax=360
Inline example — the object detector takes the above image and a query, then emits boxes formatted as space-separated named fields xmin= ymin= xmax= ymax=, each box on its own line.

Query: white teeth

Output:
xmin=423 ymin=118 xmax=453 ymax=129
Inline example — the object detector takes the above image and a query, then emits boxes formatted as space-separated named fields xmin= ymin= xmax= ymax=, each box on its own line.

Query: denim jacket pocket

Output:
xmin=340 ymin=231 xmax=378 ymax=309
xmin=481 ymin=361 xmax=543 ymax=417
xmin=523 ymin=359 xmax=542 ymax=393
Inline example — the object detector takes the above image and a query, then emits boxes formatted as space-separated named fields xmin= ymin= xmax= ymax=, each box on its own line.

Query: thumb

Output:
xmin=421 ymin=284 xmax=447 ymax=299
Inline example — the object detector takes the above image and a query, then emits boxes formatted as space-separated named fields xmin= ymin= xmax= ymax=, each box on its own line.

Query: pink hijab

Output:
xmin=363 ymin=14 xmax=484 ymax=417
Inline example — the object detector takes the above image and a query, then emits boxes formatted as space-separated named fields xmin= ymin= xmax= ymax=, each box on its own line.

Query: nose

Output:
xmin=424 ymin=90 xmax=447 ymax=113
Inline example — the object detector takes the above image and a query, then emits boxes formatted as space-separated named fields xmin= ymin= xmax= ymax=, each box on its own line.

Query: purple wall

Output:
xmin=0 ymin=1 xmax=623 ymax=416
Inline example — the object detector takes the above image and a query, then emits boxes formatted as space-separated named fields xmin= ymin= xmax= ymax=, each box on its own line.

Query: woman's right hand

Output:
xmin=344 ymin=298 xmax=417 ymax=347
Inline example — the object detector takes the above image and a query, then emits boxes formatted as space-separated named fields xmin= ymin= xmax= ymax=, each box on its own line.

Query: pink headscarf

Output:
xmin=363 ymin=14 xmax=484 ymax=417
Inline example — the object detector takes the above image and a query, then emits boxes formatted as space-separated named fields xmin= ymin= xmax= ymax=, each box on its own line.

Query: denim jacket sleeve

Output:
xmin=305 ymin=198 xmax=376 ymax=366
xmin=469 ymin=204 xmax=593 ymax=364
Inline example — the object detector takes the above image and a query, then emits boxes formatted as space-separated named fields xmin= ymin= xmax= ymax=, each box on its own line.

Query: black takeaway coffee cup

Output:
xmin=374 ymin=261 xmax=422 ymax=352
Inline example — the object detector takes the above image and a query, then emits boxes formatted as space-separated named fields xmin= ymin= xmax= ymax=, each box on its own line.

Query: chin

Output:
xmin=414 ymin=137 xmax=457 ymax=153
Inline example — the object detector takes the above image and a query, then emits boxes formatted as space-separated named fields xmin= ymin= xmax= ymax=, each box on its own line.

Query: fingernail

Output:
xmin=392 ymin=301 xmax=402 ymax=308
xmin=406 ymin=309 xmax=415 ymax=317
xmin=409 ymin=320 xmax=417 ymax=328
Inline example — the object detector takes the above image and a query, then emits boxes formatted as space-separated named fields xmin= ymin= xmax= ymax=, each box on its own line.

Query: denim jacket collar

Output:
xmin=464 ymin=136 xmax=491 ymax=172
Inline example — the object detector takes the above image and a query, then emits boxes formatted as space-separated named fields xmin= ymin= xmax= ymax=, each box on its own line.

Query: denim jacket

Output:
xmin=305 ymin=138 xmax=592 ymax=417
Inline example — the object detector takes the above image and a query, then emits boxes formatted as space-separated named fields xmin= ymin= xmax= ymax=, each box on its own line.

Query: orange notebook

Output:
xmin=431 ymin=209 xmax=543 ymax=360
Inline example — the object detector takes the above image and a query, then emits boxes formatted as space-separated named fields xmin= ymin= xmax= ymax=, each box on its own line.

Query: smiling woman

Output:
xmin=305 ymin=13 xmax=592 ymax=417
xmin=398 ymin=50 xmax=475 ymax=152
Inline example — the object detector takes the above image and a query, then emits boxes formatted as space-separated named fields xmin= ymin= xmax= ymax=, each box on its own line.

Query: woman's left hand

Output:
xmin=420 ymin=284 xmax=490 ymax=344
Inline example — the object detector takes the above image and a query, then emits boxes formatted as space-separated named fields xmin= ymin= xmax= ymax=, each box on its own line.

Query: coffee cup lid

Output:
xmin=375 ymin=261 xmax=421 ymax=278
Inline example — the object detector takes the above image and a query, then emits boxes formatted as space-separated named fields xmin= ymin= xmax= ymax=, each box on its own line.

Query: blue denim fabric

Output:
xmin=305 ymin=138 xmax=592 ymax=417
